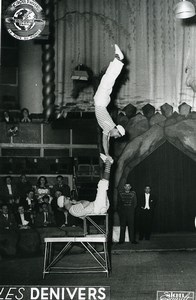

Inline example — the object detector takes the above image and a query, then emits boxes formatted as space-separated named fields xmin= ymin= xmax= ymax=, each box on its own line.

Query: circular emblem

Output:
xmin=4 ymin=0 xmax=46 ymax=40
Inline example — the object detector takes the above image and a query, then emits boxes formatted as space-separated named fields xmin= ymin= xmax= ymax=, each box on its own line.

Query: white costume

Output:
xmin=94 ymin=58 xmax=124 ymax=135
xmin=58 ymin=179 xmax=110 ymax=218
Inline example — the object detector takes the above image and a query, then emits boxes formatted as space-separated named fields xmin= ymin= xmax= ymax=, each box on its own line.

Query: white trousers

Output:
xmin=94 ymin=58 xmax=124 ymax=107
xmin=93 ymin=179 xmax=110 ymax=214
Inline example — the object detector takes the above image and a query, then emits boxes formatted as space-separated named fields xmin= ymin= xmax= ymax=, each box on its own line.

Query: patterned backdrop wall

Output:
xmin=54 ymin=0 xmax=196 ymax=113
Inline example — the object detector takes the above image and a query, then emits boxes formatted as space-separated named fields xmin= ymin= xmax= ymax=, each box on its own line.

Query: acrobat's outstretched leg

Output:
xmin=94 ymin=44 xmax=124 ymax=105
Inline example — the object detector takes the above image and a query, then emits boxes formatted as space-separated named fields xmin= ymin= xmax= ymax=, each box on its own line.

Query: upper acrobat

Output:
xmin=94 ymin=44 xmax=125 ymax=157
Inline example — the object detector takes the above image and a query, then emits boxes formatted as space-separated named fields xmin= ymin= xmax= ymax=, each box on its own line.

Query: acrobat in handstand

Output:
xmin=57 ymin=45 xmax=125 ymax=217
xmin=94 ymin=44 xmax=125 ymax=157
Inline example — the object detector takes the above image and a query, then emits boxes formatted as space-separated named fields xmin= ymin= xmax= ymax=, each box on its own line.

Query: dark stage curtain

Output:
xmin=127 ymin=141 xmax=196 ymax=233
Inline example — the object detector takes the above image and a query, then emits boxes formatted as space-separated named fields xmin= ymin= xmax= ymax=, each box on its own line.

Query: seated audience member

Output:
xmin=25 ymin=190 xmax=37 ymax=212
xmin=51 ymin=190 xmax=66 ymax=226
xmin=34 ymin=202 xmax=56 ymax=228
xmin=1 ymin=110 xmax=14 ymax=123
xmin=20 ymin=108 xmax=32 ymax=123
xmin=17 ymin=174 xmax=33 ymax=205
xmin=55 ymin=207 xmax=69 ymax=227
xmin=1 ymin=176 xmax=19 ymax=212
xmin=25 ymin=190 xmax=38 ymax=224
xmin=51 ymin=190 xmax=62 ymax=213
xmin=57 ymin=207 xmax=79 ymax=227
xmin=41 ymin=194 xmax=53 ymax=214
xmin=0 ymin=204 xmax=17 ymax=230
xmin=70 ymin=188 xmax=78 ymax=201
xmin=42 ymin=194 xmax=52 ymax=204
xmin=52 ymin=175 xmax=70 ymax=198
xmin=15 ymin=205 xmax=32 ymax=229
xmin=0 ymin=204 xmax=18 ymax=256
xmin=35 ymin=176 xmax=52 ymax=204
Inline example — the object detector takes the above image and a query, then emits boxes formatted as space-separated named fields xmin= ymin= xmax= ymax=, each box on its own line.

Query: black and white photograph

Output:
xmin=0 ymin=0 xmax=196 ymax=299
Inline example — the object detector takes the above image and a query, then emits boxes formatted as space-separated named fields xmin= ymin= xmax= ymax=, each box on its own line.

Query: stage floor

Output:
xmin=0 ymin=233 xmax=196 ymax=300
xmin=112 ymin=232 xmax=196 ymax=253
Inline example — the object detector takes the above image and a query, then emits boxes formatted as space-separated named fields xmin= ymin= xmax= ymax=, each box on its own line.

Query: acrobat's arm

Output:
xmin=102 ymin=133 xmax=110 ymax=156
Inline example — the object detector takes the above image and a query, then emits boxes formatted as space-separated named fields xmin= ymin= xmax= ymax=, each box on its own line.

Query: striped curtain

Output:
xmin=55 ymin=0 xmax=196 ymax=112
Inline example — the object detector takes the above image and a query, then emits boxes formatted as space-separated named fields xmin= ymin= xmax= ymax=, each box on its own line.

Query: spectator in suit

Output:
xmin=24 ymin=190 xmax=38 ymax=224
xmin=17 ymin=174 xmax=33 ymax=205
xmin=15 ymin=205 xmax=32 ymax=229
xmin=0 ymin=204 xmax=18 ymax=256
xmin=117 ymin=183 xmax=138 ymax=244
xmin=24 ymin=190 xmax=37 ymax=211
xmin=34 ymin=202 xmax=56 ymax=228
xmin=51 ymin=190 xmax=62 ymax=213
xmin=139 ymin=186 xmax=157 ymax=241
xmin=51 ymin=190 xmax=65 ymax=226
xmin=55 ymin=205 xmax=69 ymax=227
xmin=1 ymin=176 xmax=19 ymax=212
xmin=41 ymin=194 xmax=53 ymax=214
xmin=1 ymin=110 xmax=14 ymax=123
xmin=52 ymin=175 xmax=70 ymax=198
xmin=0 ymin=204 xmax=17 ymax=230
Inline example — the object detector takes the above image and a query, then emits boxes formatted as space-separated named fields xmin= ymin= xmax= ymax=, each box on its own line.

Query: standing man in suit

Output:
xmin=117 ymin=183 xmax=138 ymax=244
xmin=139 ymin=186 xmax=157 ymax=240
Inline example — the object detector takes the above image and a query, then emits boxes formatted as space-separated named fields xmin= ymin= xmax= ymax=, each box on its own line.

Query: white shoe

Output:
xmin=100 ymin=153 xmax=107 ymax=162
xmin=106 ymin=155 xmax=114 ymax=164
xmin=100 ymin=153 xmax=114 ymax=164
xmin=114 ymin=44 xmax=124 ymax=60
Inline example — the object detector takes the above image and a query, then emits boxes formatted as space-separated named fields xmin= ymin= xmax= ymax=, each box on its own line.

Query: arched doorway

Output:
xmin=127 ymin=141 xmax=196 ymax=232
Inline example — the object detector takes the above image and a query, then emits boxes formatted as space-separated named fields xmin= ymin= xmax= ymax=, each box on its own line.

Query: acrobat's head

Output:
xmin=57 ymin=195 xmax=71 ymax=210
xmin=110 ymin=125 xmax=125 ymax=138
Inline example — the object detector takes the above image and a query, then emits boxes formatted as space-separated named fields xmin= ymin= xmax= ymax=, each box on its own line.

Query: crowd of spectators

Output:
xmin=0 ymin=108 xmax=41 ymax=124
xmin=0 ymin=174 xmax=79 ymax=231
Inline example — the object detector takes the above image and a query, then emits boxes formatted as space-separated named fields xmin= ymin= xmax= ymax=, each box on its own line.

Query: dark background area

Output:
xmin=128 ymin=141 xmax=196 ymax=233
